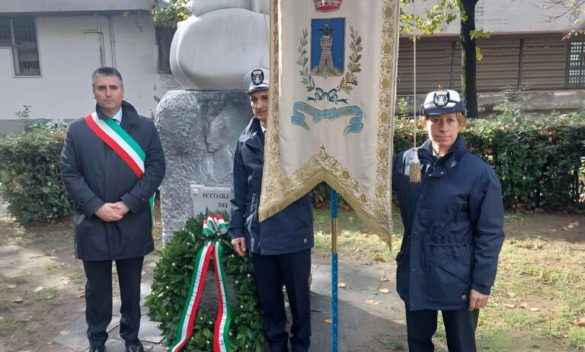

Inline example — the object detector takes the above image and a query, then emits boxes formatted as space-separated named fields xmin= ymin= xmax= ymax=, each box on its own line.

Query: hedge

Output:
xmin=0 ymin=124 xmax=73 ymax=224
xmin=0 ymin=113 xmax=583 ymax=224
xmin=394 ymin=113 xmax=585 ymax=210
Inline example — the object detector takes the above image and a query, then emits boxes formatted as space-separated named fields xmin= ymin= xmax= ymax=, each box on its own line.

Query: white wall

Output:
xmin=477 ymin=0 xmax=573 ymax=33
xmin=0 ymin=12 xmax=178 ymax=122
xmin=411 ymin=0 xmax=573 ymax=35
xmin=0 ymin=0 xmax=152 ymax=13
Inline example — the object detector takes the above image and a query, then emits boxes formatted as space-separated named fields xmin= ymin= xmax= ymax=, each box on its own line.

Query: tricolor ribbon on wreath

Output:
xmin=170 ymin=213 xmax=232 ymax=352
xmin=84 ymin=113 xmax=156 ymax=227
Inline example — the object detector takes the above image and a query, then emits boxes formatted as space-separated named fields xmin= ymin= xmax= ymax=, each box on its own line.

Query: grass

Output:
xmin=2 ymin=276 xmax=28 ymax=285
xmin=312 ymin=209 xmax=400 ymax=264
xmin=0 ymin=319 xmax=23 ymax=337
xmin=67 ymin=270 xmax=86 ymax=285
xmin=0 ymin=205 xmax=582 ymax=350
xmin=34 ymin=287 xmax=58 ymax=302
xmin=570 ymin=328 xmax=585 ymax=350
xmin=0 ymin=300 xmax=12 ymax=311
xmin=384 ymin=336 xmax=406 ymax=350
xmin=312 ymin=207 xmax=585 ymax=351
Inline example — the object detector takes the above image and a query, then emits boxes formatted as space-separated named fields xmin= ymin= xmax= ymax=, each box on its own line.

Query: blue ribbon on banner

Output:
xmin=307 ymin=88 xmax=348 ymax=104
xmin=291 ymin=102 xmax=364 ymax=134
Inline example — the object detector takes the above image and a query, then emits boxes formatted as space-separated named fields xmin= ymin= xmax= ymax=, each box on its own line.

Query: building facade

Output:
xmin=1 ymin=0 xmax=583 ymax=128
xmin=0 ymin=0 xmax=177 ymax=133
xmin=397 ymin=0 xmax=585 ymax=114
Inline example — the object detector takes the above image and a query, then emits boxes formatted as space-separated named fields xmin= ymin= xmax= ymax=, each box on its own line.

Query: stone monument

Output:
xmin=155 ymin=0 xmax=269 ymax=243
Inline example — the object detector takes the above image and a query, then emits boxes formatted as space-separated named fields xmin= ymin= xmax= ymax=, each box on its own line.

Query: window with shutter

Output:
xmin=0 ymin=17 xmax=41 ymax=76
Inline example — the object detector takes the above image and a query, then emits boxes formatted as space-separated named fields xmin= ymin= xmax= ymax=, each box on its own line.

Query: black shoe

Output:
xmin=89 ymin=346 xmax=106 ymax=352
xmin=125 ymin=342 xmax=144 ymax=352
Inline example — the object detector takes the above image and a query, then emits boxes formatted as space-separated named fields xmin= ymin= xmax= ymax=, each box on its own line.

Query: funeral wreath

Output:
xmin=146 ymin=214 xmax=265 ymax=351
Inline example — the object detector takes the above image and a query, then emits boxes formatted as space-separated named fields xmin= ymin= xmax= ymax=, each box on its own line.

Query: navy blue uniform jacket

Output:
xmin=60 ymin=101 xmax=166 ymax=261
xmin=229 ymin=117 xmax=313 ymax=255
xmin=392 ymin=136 xmax=505 ymax=310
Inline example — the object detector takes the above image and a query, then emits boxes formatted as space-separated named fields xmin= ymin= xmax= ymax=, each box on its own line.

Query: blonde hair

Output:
xmin=420 ymin=112 xmax=467 ymax=129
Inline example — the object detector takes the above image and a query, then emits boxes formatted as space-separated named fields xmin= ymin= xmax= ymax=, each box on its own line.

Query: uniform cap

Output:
xmin=420 ymin=89 xmax=465 ymax=116
xmin=244 ymin=68 xmax=269 ymax=93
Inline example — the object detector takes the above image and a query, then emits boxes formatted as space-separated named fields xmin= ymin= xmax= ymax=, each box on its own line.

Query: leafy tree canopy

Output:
xmin=399 ymin=0 xmax=458 ymax=36
xmin=543 ymin=0 xmax=585 ymax=38
xmin=151 ymin=0 xmax=191 ymax=28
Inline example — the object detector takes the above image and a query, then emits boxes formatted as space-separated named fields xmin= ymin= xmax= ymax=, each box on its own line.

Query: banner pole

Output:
xmin=330 ymin=189 xmax=339 ymax=352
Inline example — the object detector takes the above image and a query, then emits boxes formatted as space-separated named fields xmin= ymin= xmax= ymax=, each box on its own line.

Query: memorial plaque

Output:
xmin=190 ymin=184 xmax=232 ymax=216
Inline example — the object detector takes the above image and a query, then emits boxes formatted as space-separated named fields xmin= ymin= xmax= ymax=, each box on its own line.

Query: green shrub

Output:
xmin=0 ymin=113 xmax=582 ymax=225
xmin=0 ymin=124 xmax=73 ymax=224
xmin=394 ymin=112 xmax=585 ymax=210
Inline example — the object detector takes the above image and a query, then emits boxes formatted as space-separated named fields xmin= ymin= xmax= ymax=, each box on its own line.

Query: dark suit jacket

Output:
xmin=60 ymin=101 xmax=165 ymax=260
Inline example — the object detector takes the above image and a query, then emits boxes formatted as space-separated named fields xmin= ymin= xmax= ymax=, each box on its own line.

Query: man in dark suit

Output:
xmin=60 ymin=67 xmax=165 ymax=352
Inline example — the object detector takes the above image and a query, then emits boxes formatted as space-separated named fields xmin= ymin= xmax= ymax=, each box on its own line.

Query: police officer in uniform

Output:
xmin=229 ymin=68 xmax=314 ymax=352
xmin=392 ymin=89 xmax=505 ymax=352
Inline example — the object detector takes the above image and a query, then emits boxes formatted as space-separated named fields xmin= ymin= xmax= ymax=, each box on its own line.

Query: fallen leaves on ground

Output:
xmin=563 ymin=221 xmax=579 ymax=231
xmin=504 ymin=301 xmax=540 ymax=312
xmin=371 ymin=254 xmax=386 ymax=262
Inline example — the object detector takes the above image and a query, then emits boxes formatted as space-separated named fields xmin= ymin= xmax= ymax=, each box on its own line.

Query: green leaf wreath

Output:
xmin=296 ymin=28 xmax=316 ymax=92
xmin=146 ymin=214 xmax=265 ymax=351
xmin=338 ymin=26 xmax=362 ymax=94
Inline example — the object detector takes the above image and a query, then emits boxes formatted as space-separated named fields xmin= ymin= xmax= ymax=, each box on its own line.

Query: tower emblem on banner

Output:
xmin=293 ymin=0 xmax=363 ymax=135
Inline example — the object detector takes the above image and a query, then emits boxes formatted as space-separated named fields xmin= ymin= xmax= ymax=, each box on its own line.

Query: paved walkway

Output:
xmin=53 ymin=257 xmax=408 ymax=352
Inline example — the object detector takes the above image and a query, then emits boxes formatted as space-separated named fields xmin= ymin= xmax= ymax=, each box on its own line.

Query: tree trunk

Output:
xmin=155 ymin=26 xmax=176 ymax=74
xmin=460 ymin=0 xmax=479 ymax=118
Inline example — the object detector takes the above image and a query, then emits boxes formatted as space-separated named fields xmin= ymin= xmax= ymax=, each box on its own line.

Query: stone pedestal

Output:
xmin=155 ymin=90 xmax=251 ymax=243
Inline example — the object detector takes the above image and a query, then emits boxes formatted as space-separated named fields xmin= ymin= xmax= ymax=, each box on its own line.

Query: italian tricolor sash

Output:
xmin=171 ymin=213 xmax=232 ymax=352
xmin=84 ymin=112 xmax=155 ymax=227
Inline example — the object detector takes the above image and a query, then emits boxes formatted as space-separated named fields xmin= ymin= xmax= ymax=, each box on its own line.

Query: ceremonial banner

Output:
xmin=259 ymin=0 xmax=399 ymax=240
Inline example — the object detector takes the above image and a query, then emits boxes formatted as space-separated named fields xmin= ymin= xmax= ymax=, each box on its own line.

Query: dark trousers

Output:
xmin=251 ymin=249 xmax=311 ymax=352
xmin=83 ymin=257 xmax=144 ymax=347
xmin=405 ymin=307 xmax=479 ymax=352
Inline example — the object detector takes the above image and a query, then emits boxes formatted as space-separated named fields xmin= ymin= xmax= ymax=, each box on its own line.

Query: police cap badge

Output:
xmin=244 ymin=68 xmax=269 ymax=93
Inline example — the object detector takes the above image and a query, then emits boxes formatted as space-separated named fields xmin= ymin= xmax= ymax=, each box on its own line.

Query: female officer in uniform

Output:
xmin=392 ymin=89 xmax=505 ymax=352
